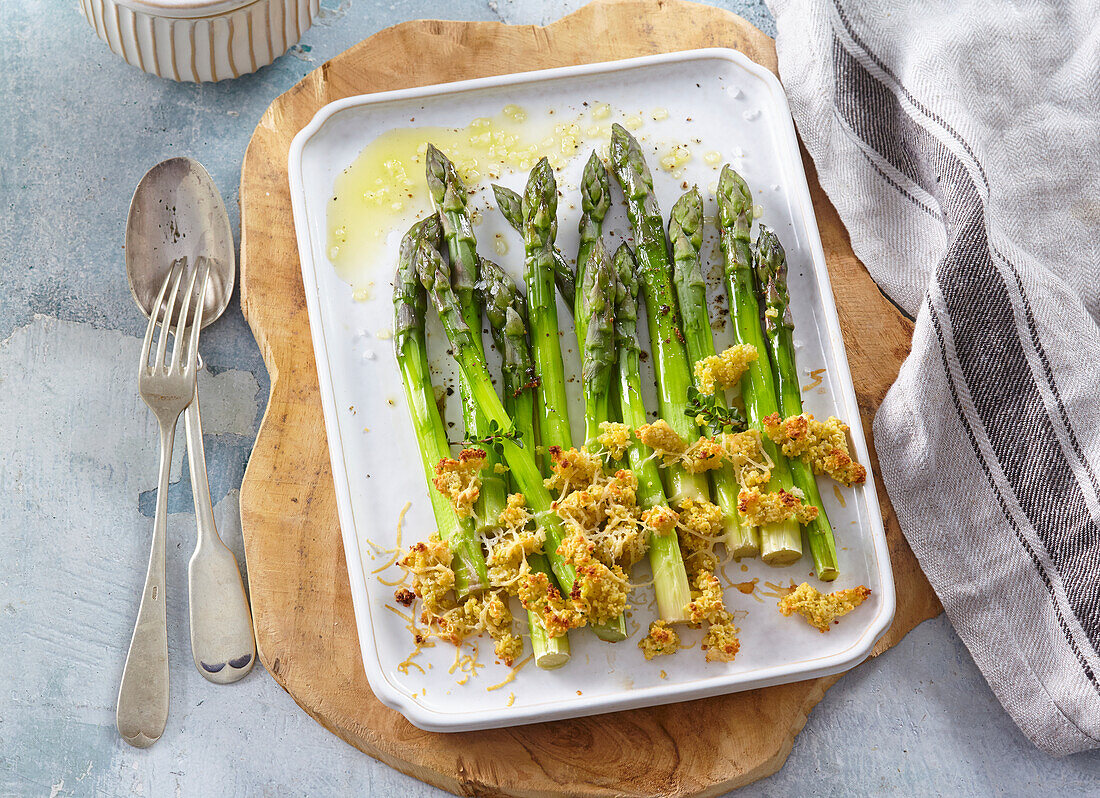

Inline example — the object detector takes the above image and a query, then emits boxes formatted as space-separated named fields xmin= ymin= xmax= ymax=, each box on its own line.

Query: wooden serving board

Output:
xmin=238 ymin=1 xmax=942 ymax=794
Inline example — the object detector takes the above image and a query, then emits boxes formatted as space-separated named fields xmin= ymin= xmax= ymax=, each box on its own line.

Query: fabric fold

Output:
xmin=768 ymin=0 xmax=1100 ymax=755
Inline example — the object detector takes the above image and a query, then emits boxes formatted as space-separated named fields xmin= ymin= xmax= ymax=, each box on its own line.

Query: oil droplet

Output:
xmin=502 ymin=104 xmax=527 ymax=122
xmin=659 ymin=144 xmax=691 ymax=172
xmin=625 ymin=115 xmax=643 ymax=130
xmin=651 ymin=107 xmax=670 ymax=121
xmin=493 ymin=234 xmax=509 ymax=256
xmin=704 ymin=150 xmax=722 ymax=166
xmin=833 ymin=484 xmax=847 ymax=508
xmin=735 ymin=578 xmax=759 ymax=595
xmin=753 ymin=204 xmax=763 ymax=219
xmin=352 ymin=287 xmax=371 ymax=302
xmin=591 ymin=102 xmax=611 ymax=120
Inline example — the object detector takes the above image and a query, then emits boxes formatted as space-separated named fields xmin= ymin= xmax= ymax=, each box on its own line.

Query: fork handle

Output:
xmin=117 ymin=420 xmax=175 ymax=748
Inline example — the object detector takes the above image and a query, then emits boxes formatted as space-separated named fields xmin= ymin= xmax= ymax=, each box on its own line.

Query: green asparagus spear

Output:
xmin=668 ymin=188 xmax=759 ymax=558
xmin=417 ymin=239 xmax=627 ymax=642
xmin=393 ymin=216 xmax=489 ymax=597
xmin=578 ymin=238 xmax=616 ymax=451
xmin=716 ymin=165 xmax=802 ymax=565
xmin=609 ymin=124 xmax=709 ymax=504
xmin=755 ymin=227 xmax=839 ymax=580
xmin=491 ymin=183 xmax=575 ymax=312
xmin=476 ymin=258 xmax=572 ymax=665
xmin=425 ymin=144 xmax=508 ymax=536
xmin=612 ymin=244 xmax=691 ymax=621
xmin=574 ymin=152 xmax=612 ymax=347
xmin=521 ymin=158 xmax=574 ymax=466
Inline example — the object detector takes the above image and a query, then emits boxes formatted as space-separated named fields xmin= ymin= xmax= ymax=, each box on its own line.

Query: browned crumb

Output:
xmin=777 ymin=582 xmax=872 ymax=632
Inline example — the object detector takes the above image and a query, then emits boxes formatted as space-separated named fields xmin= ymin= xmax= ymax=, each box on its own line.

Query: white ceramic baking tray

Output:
xmin=288 ymin=49 xmax=895 ymax=732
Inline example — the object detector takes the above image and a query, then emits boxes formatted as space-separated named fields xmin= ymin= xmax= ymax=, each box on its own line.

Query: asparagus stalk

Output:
xmin=477 ymin=258 xmax=572 ymax=665
xmin=417 ymin=239 xmax=627 ymax=642
xmin=612 ymin=244 xmax=691 ymax=622
xmin=425 ymin=145 xmax=508 ymax=535
xmin=491 ymin=183 xmax=575 ymax=312
xmin=393 ymin=216 xmax=489 ymax=597
xmin=755 ymin=227 xmax=839 ymax=581
xmin=609 ymin=124 xmax=709 ymax=504
xmin=668 ymin=188 xmax=759 ymax=558
xmin=521 ymin=158 xmax=574 ymax=466
xmin=578 ymin=238 xmax=616 ymax=450
xmin=716 ymin=166 xmax=802 ymax=565
xmin=574 ymin=152 xmax=612 ymax=348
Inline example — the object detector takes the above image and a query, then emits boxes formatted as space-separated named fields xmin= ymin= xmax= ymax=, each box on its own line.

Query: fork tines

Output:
xmin=140 ymin=256 xmax=212 ymax=374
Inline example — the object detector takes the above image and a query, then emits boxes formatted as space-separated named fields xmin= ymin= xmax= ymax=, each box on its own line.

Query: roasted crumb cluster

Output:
xmin=432 ymin=449 xmax=487 ymax=518
xmin=693 ymin=344 xmax=758 ymax=396
xmin=596 ymin=421 xmax=632 ymax=461
xmin=686 ymin=570 xmax=741 ymax=662
xmin=551 ymin=449 xmax=646 ymax=569
xmin=778 ymin=582 xmax=871 ymax=632
xmin=484 ymin=494 xmax=543 ymax=591
xmin=676 ymin=498 xmax=723 ymax=573
xmin=404 ymin=444 xmax=647 ymax=662
xmin=397 ymin=533 xmax=523 ymax=664
xmin=639 ymin=620 xmax=681 ymax=659
xmin=737 ymin=485 xmax=818 ymax=528
xmin=763 ymin=413 xmax=867 ymax=486
xmin=636 ymin=421 xmax=775 ymax=488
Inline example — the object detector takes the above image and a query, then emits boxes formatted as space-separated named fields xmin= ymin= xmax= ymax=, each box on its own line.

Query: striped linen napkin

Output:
xmin=767 ymin=0 xmax=1100 ymax=755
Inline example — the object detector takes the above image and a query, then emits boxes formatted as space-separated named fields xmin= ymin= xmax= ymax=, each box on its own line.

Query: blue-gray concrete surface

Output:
xmin=1 ymin=1 xmax=1097 ymax=795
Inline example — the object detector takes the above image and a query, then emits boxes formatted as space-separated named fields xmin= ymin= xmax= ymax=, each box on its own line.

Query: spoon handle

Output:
xmin=184 ymin=384 xmax=256 ymax=684
xmin=117 ymin=420 xmax=173 ymax=747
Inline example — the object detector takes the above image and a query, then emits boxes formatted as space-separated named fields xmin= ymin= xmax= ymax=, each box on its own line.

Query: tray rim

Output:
xmin=286 ymin=46 xmax=897 ymax=733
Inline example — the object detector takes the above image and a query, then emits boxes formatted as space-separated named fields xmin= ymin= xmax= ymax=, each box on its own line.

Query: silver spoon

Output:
xmin=126 ymin=157 xmax=256 ymax=687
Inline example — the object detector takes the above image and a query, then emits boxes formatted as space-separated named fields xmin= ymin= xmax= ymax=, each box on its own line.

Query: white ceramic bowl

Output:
xmin=79 ymin=0 xmax=319 ymax=82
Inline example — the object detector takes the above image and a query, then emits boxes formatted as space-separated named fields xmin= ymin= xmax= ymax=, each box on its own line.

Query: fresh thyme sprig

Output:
xmin=685 ymin=385 xmax=747 ymax=435
xmin=451 ymin=418 xmax=524 ymax=453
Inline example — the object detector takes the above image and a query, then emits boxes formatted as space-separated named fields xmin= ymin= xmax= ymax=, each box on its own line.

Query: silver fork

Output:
xmin=117 ymin=256 xmax=211 ymax=748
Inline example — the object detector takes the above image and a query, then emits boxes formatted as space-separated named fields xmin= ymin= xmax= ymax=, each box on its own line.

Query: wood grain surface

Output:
xmin=238 ymin=1 xmax=942 ymax=795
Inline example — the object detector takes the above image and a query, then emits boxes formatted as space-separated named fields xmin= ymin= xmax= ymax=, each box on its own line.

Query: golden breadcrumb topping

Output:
xmin=494 ymin=633 xmax=524 ymax=665
xmin=518 ymin=571 xmax=585 ymax=638
xmin=680 ymin=436 xmax=727 ymax=473
xmin=597 ymin=421 xmax=632 ymax=461
xmin=546 ymin=445 xmax=605 ymax=493
xmin=675 ymin=498 xmax=723 ymax=574
xmin=737 ymin=486 xmax=818 ymax=527
xmin=557 ymin=531 xmax=630 ymax=626
xmin=720 ymin=429 xmax=773 ymax=488
xmin=551 ymin=456 xmax=645 ymax=568
xmin=778 ymin=582 xmax=871 ymax=632
xmin=484 ymin=496 xmax=544 ymax=594
xmin=702 ymin=623 xmax=741 ymax=662
xmin=636 ymin=420 xmax=688 ymax=456
xmin=693 ymin=344 xmax=758 ymax=395
xmin=432 ymin=449 xmax=486 ymax=518
xmin=397 ymin=531 xmax=527 ymax=664
xmin=763 ymin=413 xmax=867 ymax=486
xmin=400 ymin=534 xmax=456 ymax=620
xmin=639 ymin=620 xmax=681 ymax=659
xmin=642 ymin=505 xmax=679 ymax=536
xmin=686 ymin=569 xmax=731 ymax=625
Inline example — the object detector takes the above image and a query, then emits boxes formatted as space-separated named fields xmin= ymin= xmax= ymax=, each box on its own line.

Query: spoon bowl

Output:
xmin=126 ymin=157 xmax=234 ymax=326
